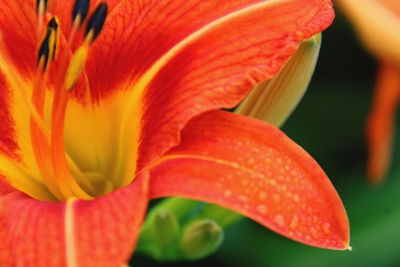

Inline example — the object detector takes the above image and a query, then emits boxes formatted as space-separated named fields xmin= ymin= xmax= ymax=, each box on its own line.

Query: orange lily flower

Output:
xmin=0 ymin=0 xmax=348 ymax=265
xmin=336 ymin=0 xmax=400 ymax=182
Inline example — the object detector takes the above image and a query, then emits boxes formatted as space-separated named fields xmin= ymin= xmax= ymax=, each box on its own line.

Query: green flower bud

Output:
xmin=152 ymin=209 xmax=179 ymax=246
xmin=179 ymin=220 xmax=224 ymax=260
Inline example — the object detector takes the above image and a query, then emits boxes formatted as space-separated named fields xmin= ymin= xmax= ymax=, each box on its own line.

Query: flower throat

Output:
xmin=1 ymin=0 xmax=109 ymax=201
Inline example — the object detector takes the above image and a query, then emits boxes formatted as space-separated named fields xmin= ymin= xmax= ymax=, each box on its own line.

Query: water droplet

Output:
xmin=227 ymin=174 xmax=233 ymax=180
xmin=257 ymin=205 xmax=268 ymax=215
xmin=224 ymin=190 xmax=232 ymax=198
xmin=238 ymin=195 xmax=249 ymax=203
xmin=247 ymin=158 xmax=255 ymax=165
xmin=241 ymin=179 xmax=249 ymax=186
xmin=289 ymin=215 xmax=298 ymax=230
xmin=322 ymin=222 xmax=331 ymax=234
xmin=272 ymin=193 xmax=280 ymax=204
xmin=231 ymin=162 xmax=239 ymax=168
xmin=293 ymin=194 xmax=300 ymax=203
xmin=258 ymin=192 xmax=267 ymax=201
xmin=276 ymin=158 xmax=282 ymax=164
xmin=311 ymin=227 xmax=318 ymax=238
xmin=274 ymin=215 xmax=285 ymax=227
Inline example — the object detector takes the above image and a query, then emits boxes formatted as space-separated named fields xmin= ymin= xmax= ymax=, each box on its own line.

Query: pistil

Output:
xmin=28 ymin=0 xmax=109 ymax=200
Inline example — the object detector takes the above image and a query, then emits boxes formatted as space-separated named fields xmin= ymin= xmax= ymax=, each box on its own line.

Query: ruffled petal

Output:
xmin=0 ymin=172 xmax=149 ymax=266
xmin=148 ymin=110 xmax=349 ymax=250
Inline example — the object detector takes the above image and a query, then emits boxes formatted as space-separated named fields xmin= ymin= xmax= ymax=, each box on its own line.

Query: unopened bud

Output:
xmin=152 ymin=210 xmax=179 ymax=246
xmin=179 ymin=220 xmax=224 ymax=260
xmin=236 ymin=33 xmax=322 ymax=127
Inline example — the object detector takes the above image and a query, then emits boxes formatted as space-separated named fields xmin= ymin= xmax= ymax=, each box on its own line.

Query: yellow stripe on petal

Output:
xmin=236 ymin=34 xmax=322 ymax=127
xmin=0 ymin=155 xmax=56 ymax=201
xmin=336 ymin=0 xmax=400 ymax=64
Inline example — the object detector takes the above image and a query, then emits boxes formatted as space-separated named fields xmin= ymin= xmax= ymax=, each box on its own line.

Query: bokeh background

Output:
xmin=132 ymin=8 xmax=400 ymax=267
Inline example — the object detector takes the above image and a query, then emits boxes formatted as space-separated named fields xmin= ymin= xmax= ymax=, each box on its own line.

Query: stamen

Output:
xmin=47 ymin=17 xmax=59 ymax=60
xmin=50 ymin=20 xmax=95 ymax=200
xmin=37 ymin=18 xmax=58 ymax=72
xmin=36 ymin=0 xmax=48 ymax=14
xmin=72 ymin=0 xmax=91 ymax=28
xmin=84 ymin=2 xmax=108 ymax=44
xmin=30 ymin=17 xmax=66 ymax=201
xmin=64 ymin=45 xmax=88 ymax=91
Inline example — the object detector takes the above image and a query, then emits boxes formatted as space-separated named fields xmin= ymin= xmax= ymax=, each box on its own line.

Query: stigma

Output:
xmin=2 ymin=0 xmax=109 ymax=201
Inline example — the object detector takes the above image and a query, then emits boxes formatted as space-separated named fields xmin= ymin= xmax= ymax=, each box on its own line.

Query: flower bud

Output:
xmin=152 ymin=209 xmax=179 ymax=246
xmin=236 ymin=33 xmax=322 ymax=127
xmin=179 ymin=220 xmax=224 ymax=260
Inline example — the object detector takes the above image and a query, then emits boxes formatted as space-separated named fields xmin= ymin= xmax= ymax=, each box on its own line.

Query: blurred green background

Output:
xmin=132 ymin=9 xmax=400 ymax=267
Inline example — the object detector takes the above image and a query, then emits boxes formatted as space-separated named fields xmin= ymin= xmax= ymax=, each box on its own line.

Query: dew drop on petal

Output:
xmin=257 ymin=205 xmax=268 ymax=215
xmin=247 ymin=158 xmax=255 ymax=165
xmin=311 ymin=227 xmax=318 ymax=238
xmin=322 ymin=222 xmax=331 ymax=234
xmin=238 ymin=195 xmax=249 ymax=203
xmin=289 ymin=215 xmax=299 ymax=230
xmin=224 ymin=190 xmax=232 ymax=198
xmin=274 ymin=214 xmax=285 ymax=228
xmin=258 ymin=192 xmax=267 ymax=201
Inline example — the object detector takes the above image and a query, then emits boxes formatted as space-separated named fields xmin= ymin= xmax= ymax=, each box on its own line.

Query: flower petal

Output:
xmin=336 ymin=0 xmax=400 ymax=64
xmin=148 ymin=110 xmax=350 ymax=250
xmin=0 ymin=0 xmax=36 ymax=75
xmin=133 ymin=0 xmax=334 ymax=169
xmin=366 ymin=62 xmax=400 ymax=183
xmin=0 ymin=172 xmax=149 ymax=266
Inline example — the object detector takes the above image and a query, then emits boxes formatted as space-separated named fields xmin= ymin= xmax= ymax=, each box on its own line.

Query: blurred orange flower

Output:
xmin=336 ymin=0 xmax=400 ymax=182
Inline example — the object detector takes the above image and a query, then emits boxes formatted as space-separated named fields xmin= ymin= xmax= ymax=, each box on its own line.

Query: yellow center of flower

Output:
xmin=0 ymin=0 xmax=142 ymax=202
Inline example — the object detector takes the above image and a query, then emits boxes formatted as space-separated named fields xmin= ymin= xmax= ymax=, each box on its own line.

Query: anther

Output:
xmin=47 ymin=17 xmax=59 ymax=60
xmin=36 ymin=0 xmax=48 ymax=14
xmin=72 ymin=0 xmax=90 ymax=28
xmin=84 ymin=2 xmax=108 ymax=44
xmin=64 ymin=46 xmax=88 ymax=90
xmin=37 ymin=17 xmax=59 ymax=71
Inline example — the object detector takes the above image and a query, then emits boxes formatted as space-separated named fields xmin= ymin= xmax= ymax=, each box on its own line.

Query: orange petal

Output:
xmin=148 ymin=110 xmax=350 ymax=250
xmin=131 ymin=0 xmax=334 ymax=169
xmin=366 ymin=62 xmax=400 ymax=183
xmin=0 ymin=0 xmax=37 ymax=75
xmin=0 ymin=172 xmax=149 ymax=266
